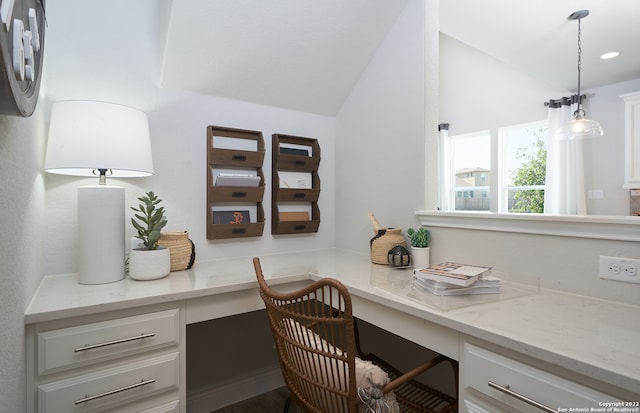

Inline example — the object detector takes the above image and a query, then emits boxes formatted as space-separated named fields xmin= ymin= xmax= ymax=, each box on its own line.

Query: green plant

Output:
xmin=131 ymin=191 xmax=168 ymax=250
xmin=406 ymin=227 xmax=430 ymax=248
xmin=511 ymin=130 xmax=546 ymax=213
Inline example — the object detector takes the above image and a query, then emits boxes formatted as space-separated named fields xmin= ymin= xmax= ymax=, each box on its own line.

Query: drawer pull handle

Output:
xmin=74 ymin=378 xmax=156 ymax=404
xmin=488 ymin=382 xmax=556 ymax=413
xmin=74 ymin=332 xmax=156 ymax=352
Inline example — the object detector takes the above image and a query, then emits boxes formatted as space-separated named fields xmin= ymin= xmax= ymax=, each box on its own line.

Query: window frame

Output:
xmin=497 ymin=120 xmax=548 ymax=213
xmin=444 ymin=120 xmax=549 ymax=214
xmin=443 ymin=130 xmax=491 ymax=212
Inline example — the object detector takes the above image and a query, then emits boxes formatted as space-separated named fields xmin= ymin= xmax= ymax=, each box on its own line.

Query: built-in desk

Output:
xmin=25 ymin=249 xmax=640 ymax=412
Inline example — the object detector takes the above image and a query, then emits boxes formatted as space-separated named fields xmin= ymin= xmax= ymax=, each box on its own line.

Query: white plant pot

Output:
xmin=129 ymin=247 xmax=171 ymax=281
xmin=411 ymin=246 xmax=430 ymax=269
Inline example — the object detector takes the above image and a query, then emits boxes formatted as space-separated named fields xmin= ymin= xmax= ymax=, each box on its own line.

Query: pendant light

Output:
xmin=556 ymin=10 xmax=604 ymax=140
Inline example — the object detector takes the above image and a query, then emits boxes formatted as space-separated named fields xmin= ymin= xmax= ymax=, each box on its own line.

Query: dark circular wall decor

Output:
xmin=0 ymin=0 xmax=45 ymax=117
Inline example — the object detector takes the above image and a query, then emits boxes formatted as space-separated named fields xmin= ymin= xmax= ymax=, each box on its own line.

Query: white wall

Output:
xmin=440 ymin=33 xmax=640 ymax=216
xmin=335 ymin=0 xmax=429 ymax=253
xmin=439 ymin=34 xmax=567 ymax=135
xmin=41 ymin=1 xmax=336 ymax=275
xmin=426 ymin=225 xmax=640 ymax=305
xmin=44 ymin=86 xmax=336 ymax=274
xmin=584 ymin=78 xmax=640 ymax=215
xmin=0 ymin=106 xmax=47 ymax=412
xmin=146 ymin=88 xmax=336 ymax=262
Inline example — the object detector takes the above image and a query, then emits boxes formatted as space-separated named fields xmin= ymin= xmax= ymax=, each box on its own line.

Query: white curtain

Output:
xmin=438 ymin=124 xmax=452 ymax=211
xmin=544 ymin=98 xmax=587 ymax=215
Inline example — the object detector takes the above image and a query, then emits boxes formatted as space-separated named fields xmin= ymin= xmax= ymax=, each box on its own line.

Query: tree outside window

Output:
xmin=502 ymin=122 xmax=547 ymax=213
xmin=510 ymin=131 xmax=546 ymax=213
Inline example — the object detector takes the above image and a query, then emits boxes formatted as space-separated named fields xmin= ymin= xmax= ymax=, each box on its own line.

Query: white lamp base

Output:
xmin=77 ymin=185 xmax=125 ymax=284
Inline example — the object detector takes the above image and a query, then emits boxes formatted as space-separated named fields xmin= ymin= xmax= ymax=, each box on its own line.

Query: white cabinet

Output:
xmin=460 ymin=341 xmax=621 ymax=412
xmin=27 ymin=304 xmax=185 ymax=413
xmin=622 ymin=91 xmax=640 ymax=189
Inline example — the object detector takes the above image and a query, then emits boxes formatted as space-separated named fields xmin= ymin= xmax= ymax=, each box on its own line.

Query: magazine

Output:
xmin=414 ymin=274 xmax=501 ymax=296
xmin=414 ymin=262 xmax=491 ymax=287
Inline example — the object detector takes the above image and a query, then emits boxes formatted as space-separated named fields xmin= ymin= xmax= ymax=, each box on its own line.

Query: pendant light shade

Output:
xmin=556 ymin=10 xmax=603 ymax=140
xmin=556 ymin=118 xmax=603 ymax=139
xmin=556 ymin=111 xmax=604 ymax=140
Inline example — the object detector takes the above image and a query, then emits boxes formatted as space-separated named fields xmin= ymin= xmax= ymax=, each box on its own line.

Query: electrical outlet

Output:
xmin=599 ymin=256 xmax=640 ymax=284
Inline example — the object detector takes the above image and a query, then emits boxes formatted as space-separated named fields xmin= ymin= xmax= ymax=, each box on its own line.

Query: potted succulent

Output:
xmin=406 ymin=227 xmax=431 ymax=269
xmin=128 ymin=191 xmax=170 ymax=280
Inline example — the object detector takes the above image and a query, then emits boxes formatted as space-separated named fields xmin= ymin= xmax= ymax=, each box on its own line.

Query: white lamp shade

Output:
xmin=45 ymin=100 xmax=154 ymax=177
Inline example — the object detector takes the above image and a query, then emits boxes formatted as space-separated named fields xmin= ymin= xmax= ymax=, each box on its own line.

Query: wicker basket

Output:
xmin=370 ymin=228 xmax=407 ymax=265
xmin=158 ymin=231 xmax=195 ymax=271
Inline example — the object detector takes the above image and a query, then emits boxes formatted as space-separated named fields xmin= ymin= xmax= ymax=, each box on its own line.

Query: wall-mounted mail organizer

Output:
xmin=271 ymin=133 xmax=321 ymax=234
xmin=207 ymin=125 xmax=265 ymax=239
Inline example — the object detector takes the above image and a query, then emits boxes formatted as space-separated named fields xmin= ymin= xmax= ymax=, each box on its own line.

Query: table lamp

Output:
xmin=45 ymin=100 xmax=154 ymax=284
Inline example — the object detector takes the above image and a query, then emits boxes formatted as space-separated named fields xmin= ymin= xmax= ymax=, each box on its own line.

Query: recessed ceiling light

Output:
xmin=600 ymin=52 xmax=620 ymax=60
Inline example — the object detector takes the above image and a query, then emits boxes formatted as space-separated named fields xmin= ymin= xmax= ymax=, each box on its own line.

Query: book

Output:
xmin=215 ymin=173 xmax=261 ymax=187
xmin=279 ymin=211 xmax=310 ymax=221
xmin=414 ymin=274 xmax=501 ymax=296
xmin=280 ymin=146 xmax=309 ymax=156
xmin=212 ymin=210 xmax=250 ymax=225
xmin=279 ymin=171 xmax=312 ymax=189
xmin=414 ymin=262 xmax=491 ymax=287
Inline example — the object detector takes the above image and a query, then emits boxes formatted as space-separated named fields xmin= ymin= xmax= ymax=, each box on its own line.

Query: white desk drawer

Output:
xmin=37 ymin=309 xmax=180 ymax=375
xmin=463 ymin=343 xmax=619 ymax=412
xmin=37 ymin=352 xmax=179 ymax=413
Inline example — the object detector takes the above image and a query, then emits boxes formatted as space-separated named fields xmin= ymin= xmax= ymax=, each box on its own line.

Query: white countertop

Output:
xmin=25 ymin=248 xmax=640 ymax=396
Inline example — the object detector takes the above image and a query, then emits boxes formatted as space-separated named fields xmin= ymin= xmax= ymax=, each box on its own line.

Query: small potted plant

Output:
xmin=129 ymin=191 xmax=170 ymax=280
xmin=406 ymin=227 xmax=431 ymax=268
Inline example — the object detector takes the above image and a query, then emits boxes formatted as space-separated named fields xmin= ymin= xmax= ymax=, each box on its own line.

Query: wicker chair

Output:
xmin=253 ymin=257 xmax=458 ymax=413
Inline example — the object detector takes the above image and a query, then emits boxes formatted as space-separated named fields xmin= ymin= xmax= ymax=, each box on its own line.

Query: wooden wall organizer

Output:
xmin=272 ymin=134 xmax=321 ymax=234
xmin=207 ymin=126 xmax=265 ymax=239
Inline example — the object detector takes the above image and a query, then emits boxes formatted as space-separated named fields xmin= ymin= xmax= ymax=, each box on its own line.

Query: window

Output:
xmin=441 ymin=130 xmax=490 ymax=212
xmin=442 ymin=121 xmax=547 ymax=213
xmin=499 ymin=121 xmax=547 ymax=213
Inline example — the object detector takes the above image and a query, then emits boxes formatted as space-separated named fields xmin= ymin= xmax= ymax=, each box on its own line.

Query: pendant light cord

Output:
xmin=576 ymin=17 xmax=582 ymax=116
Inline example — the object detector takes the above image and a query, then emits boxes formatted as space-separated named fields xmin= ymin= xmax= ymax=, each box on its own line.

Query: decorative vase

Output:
xmin=370 ymin=227 xmax=407 ymax=265
xmin=411 ymin=246 xmax=430 ymax=269
xmin=128 ymin=247 xmax=171 ymax=280
xmin=158 ymin=231 xmax=196 ymax=271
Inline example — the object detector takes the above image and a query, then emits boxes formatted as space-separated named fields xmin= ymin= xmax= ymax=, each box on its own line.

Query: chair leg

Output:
xmin=283 ymin=396 xmax=292 ymax=413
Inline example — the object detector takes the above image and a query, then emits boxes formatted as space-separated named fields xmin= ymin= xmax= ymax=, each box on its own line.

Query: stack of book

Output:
xmin=413 ymin=262 xmax=501 ymax=296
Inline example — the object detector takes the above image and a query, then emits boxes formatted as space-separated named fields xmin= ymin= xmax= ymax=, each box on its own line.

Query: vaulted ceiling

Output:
xmin=440 ymin=0 xmax=640 ymax=93
xmin=160 ymin=0 xmax=409 ymax=116
xmin=160 ymin=1 xmax=640 ymax=116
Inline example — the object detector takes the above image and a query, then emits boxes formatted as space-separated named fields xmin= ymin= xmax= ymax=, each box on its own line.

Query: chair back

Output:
xmin=253 ymin=257 xmax=360 ymax=413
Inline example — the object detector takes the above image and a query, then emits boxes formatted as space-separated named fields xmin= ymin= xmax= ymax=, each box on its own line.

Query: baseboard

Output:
xmin=187 ymin=367 xmax=285 ymax=413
